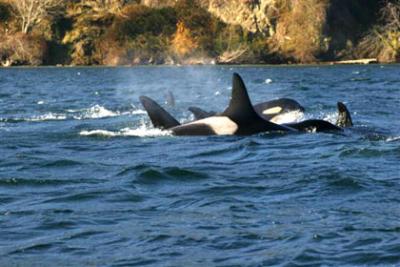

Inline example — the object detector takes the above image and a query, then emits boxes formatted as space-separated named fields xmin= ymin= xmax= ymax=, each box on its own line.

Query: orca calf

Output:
xmin=284 ymin=102 xmax=353 ymax=132
xmin=188 ymin=98 xmax=305 ymax=121
xmin=140 ymin=73 xmax=296 ymax=136
xmin=336 ymin=102 xmax=353 ymax=127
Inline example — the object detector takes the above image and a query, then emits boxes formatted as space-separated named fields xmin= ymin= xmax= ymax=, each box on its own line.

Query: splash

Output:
xmin=71 ymin=105 xmax=131 ymax=119
xmin=80 ymin=125 xmax=171 ymax=138
xmin=72 ymin=105 xmax=146 ymax=120
xmin=386 ymin=136 xmax=400 ymax=142
xmin=265 ymin=78 xmax=273 ymax=84
xmin=322 ymin=112 xmax=338 ymax=124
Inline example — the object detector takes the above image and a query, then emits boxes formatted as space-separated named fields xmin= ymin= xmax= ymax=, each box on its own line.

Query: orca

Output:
xmin=188 ymin=98 xmax=305 ymax=121
xmin=140 ymin=73 xmax=296 ymax=136
xmin=139 ymin=95 xmax=180 ymax=130
xmin=336 ymin=102 xmax=353 ymax=127
xmin=284 ymin=102 xmax=353 ymax=132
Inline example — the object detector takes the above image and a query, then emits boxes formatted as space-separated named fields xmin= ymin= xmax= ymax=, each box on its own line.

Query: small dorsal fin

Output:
xmin=222 ymin=73 xmax=295 ymax=134
xmin=188 ymin=106 xmax=216 ymax=120
xmin=336 ymin=102 xmax=353 ymax=127
xmin=165 ymin=91 xmax=175 ymax=107
xmin=139 ymin=96 xmax=180 ymax=129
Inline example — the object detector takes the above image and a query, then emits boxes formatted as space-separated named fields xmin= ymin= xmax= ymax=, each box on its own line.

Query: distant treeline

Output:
xmin=0 ymin=0 xmax=399 ymax=66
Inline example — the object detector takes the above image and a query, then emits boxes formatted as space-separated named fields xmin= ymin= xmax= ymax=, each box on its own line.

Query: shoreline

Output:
xmin=0 ymin=58 xmax=390 ymax=69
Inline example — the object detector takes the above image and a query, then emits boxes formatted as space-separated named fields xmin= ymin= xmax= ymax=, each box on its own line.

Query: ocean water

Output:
xmin=0 ymin=65 xmax=399 ymax=266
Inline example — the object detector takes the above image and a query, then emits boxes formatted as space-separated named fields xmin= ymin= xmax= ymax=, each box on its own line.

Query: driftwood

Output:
xmin=330 ymin=58 xmax=378 ymax=65
xmin=217 ymin=47 xmax=249 ymax=63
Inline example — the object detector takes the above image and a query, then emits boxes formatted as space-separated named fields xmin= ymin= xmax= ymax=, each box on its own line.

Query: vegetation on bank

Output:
xmin=0 ymin=0 xmax=399 ymax=66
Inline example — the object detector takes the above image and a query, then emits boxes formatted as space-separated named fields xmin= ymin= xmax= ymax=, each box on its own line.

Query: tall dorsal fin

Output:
xmin=336 ymin=102 xmax=353 ymax=127
xmin=139 ymin=96 xmax=180 ymax=130
xmin=222 ymin=73 xmax=296 ymax=134
xmin=222 ymin=73 xmax=259 ymax=123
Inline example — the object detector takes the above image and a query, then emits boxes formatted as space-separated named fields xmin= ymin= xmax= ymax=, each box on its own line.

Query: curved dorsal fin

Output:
xmin=336 ymin=102 xmax=353 ymax=127
xmin=139 ymin=96 xmax=180 ymax=129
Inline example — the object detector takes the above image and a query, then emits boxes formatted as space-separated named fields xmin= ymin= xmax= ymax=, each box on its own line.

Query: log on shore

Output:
xmin=329 ymin=58 xmax=378 ymax=65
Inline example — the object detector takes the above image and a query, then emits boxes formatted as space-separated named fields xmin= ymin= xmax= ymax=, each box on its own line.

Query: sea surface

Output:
xmin=0 ymin=65 xmax=399 ymax=266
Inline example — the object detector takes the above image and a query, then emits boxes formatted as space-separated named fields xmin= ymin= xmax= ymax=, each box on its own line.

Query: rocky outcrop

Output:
xmin=201 ymin=0 xmax=278 ymax=35
xmin=141 ymin=0 xmax=278 ymax=35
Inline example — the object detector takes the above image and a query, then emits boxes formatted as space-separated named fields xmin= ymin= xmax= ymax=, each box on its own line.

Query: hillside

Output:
xmin=0 ymin=0 xmax=399 ymax=66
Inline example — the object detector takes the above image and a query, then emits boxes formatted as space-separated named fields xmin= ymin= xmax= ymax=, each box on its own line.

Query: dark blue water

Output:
xmin=0 ymin=65 xmax=399 ymax=266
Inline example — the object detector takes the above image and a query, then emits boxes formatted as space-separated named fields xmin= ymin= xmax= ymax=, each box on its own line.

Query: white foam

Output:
xmin=77 ymin=105 xmax=120 ymax=119
xmin=386 ymin=136 xmax=400 ymax=142
xmin=27 ymin=113 xmax=67 ymax=122
xmin=80 ymin=126 xmax=171 ymax=137
xmin=270 ymin=110 xmax=305 ymax=124
xmin=322 ymin=112 xmax=338 ymax=124
xmin=71 ymin=105 xmax=146 ymax=120
xmin=265 ymin=78 xmax=273 ymax=84
xmin=8 ymin=105 xmax=146 ymax=123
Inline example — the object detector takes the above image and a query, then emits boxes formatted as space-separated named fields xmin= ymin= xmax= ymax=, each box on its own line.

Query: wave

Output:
xmin=386 ymin=136 xmax=400 ymax=142
xmin=0 ymin=105 xmax=147 ymax=123
xmin=80 ymin=125 xmax=171 ymax=137
xmin=21 ymin=113 xmax=67 ymax=122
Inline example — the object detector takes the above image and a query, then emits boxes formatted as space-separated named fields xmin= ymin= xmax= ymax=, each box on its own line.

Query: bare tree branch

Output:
xmin=7 ymin=0 xmax=62 ymax=33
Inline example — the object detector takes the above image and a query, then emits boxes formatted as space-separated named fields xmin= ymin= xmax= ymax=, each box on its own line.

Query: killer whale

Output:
xmin=140 ymin=73 xmax=354 ymax=135
xmin=188 ymin=98 xmax=305 ymax=121
xmin=139 ymin=96 xmax=180 ymax=130
xmin=140 ymin=73 xmax=296 ymax=136
xmin=284 ymin=102 xmax=353 ymax=132
xmin=188 ymin=100 xmax=352 ymax=133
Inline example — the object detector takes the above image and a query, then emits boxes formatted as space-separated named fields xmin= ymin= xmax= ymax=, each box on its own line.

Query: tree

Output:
xmin=7 ymin=0 xmax=62 ymax=34
xmin=358 ymin=1 xmax=400 ymax=62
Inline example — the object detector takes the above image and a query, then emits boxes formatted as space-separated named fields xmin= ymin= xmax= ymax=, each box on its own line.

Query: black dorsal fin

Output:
xmin=222 ymin=73 xmax=258 ymax=122
xmin=222 ymin=73 xmax=295 ymax=134
xmin=188 ymin=106 xmax=216 ymax=120
xmin=336 ymin=102 xmax=353 ymax=127
xmin=139 ymin=96 xmax=180 ymax=129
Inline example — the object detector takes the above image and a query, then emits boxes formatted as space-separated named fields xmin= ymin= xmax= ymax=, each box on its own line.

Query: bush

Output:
xmin=355 ymin=1 xmax=400 ymax=62
xmin=271 ymin=0 xmax=329 ymax=63
xmin=174 ymin=0 xmax=224 ymax=54
xmin=111 ymin=4 xmax=177 ymax=40
xmin=0 ymin=33 xmax=47 ymax=66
